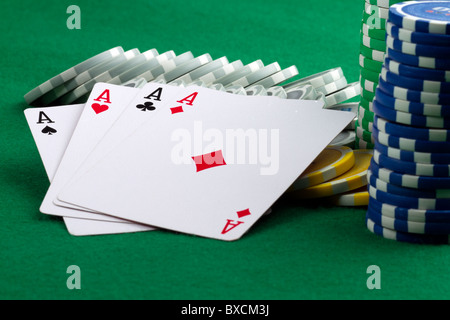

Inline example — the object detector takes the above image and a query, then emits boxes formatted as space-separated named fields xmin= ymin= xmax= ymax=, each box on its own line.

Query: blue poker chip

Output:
xmin=367 ymin=206 xmax=450 ymax=235
xmin=369 ymin=158 xmax=450 ymax=189
xmin=373 ymin=123 xmax=450 ymax=153
xmin=384 ymin=57 xmax=450 ymax=82
xmin=375 ymin=88 xmax=450 ymax=117
xmin=374 ymin=140 xmax=450 ymax=164
xmin=387 ymin=48 xmax=450 ymax=70
xmin=389 ymin=1 xmax=450 ymax=35
xmin=386 ymin=22 xmax=450 ymax=47
xmin=373 ymin=115 xmax=450 ymax=141
xmin=386 ymin=35 xmax=450 ymax=59
xmin=372 ymin=99 xmax=450 ymax=129
xmin=381 ymin=67 xmax=450 ymax=94
xmin=368 ymin=182 xmax=450 ymax=210
xmin=373 ymin=149 xmax=450 ymax=177
xmin=378 ymin=77 xmax=450 ymax=105
xmin=366 ymin=213 xmax=450 ymax=244
xmin=369 ymin=197 xmax=450 ymax=224
xmin=368 ymin=169 xmax=450 ymax=199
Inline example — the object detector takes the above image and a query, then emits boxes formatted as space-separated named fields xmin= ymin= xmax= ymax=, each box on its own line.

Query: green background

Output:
xmin=1 ymin=0 xmax=449 ymax=300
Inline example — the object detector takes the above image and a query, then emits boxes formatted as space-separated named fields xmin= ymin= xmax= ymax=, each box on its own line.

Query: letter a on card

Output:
xmin=93 ymin=89 xmax=111 ymax=103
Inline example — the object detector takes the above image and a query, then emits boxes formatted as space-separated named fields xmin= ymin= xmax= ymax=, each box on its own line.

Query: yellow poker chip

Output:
xmin=289 ymin=146 xmax=355 ymax=191
xmin=326 ymin=186 xmax=369 ymax=206
xmin=291 ymin=149 xmax=373 ymax=199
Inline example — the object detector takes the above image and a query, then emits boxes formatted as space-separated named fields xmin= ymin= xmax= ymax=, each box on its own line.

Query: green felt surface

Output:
xmin=1 ymin=0 xmax=450 ymax=300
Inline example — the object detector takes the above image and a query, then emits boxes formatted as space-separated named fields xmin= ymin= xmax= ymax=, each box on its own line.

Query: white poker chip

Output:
xmin=59 ymin=49 xmax=168 ymax=105
xmin=325 ymin=81 xmax=361 ymax=108
xmin=197 ymin=60 xmax=244 ymax=85
xmin=120 ymin=51 xmax=191 ymax=84
xmin=208 ymin=83 xmax=226 ymax=91
xmin=121 ymin=77 xmax=148 ymax=89
xmin=24 ymin=46 xmax=124 ymax=106
xmin=42 ymin=48 xmax=149 ymax=105
xmin=155 ymin=53 xmax=212 ymax=83
xmin=285 ymin=84 xmax=318 ymax=100
xmin=315 ymin=76 xmax=348 ymax=95
xmin=188 ymin=80 xmax=208 ymax=88
xmin=226 ymin=85 xmax=247 ymax=95
xmin=152 ymin=78 xmax=167 ymax=84
xmin=228 ymin=62 xmax=281 ymax=88
xmin=212 ymin=60 xmax=264 ymax=86
xmin=245 ymin=85 xmax=267 ymax=96
xmin=58 ymin=50 xmax=150 ymax=104
xmin=56 ymin=48 xmax=141 ymax=96
xmin=168 ymin=79 xmax=187 ymax=87
xmin=251 ymin=65 xmax=299 ymax=88
xmin=283 ymin=67 xmax=344 ymax=90
xmin=172 ymin=56 xmax=229 ymax=84
xmin=266 ymin=86 xmax=287 ymax=99
xmin=329 ymin=130 xmax=356 ymax=147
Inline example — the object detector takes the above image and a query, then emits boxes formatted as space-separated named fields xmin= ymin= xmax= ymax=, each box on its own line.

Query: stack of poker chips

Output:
xmin=24 ymin=47 xmax=362 ymax=148
xmin=24 ymin=48 xmax=360 ymax=112
xmin=23 ymin=48 xmax=307 ymax=107
xmin=365 ymin=1 xmax=450 ymax=244
xmin=357 ymin=0 xmax=412 ymax=149
xmin=287 ymin=146 xmax=374 ymax=207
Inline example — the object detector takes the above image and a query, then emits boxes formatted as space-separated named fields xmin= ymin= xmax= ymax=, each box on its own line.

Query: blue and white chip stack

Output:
xmin=365 ymin=1 xmax=450 ymax=244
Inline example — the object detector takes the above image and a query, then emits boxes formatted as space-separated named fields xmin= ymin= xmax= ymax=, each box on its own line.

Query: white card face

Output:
xmin=24 ymin=104 xmax=84 ymax=179
xmin=58 ymin=83 xmax=315 ymax=211
xmin=54 ymin=82 xmax=184 ymax=211
xmin=58 ymin=85 xmax=354 ymax=241
xmin=39 ymin=83 xmax=145 ymax=222
xmin=24 ymin=103 xmax=155 ymax=236
xmin=64 ymin=217 xmax=154 ymax=236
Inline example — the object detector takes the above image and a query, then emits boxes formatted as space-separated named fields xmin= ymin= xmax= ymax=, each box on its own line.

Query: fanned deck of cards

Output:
xmin=23 ymin=47 xmax=356 ymax=240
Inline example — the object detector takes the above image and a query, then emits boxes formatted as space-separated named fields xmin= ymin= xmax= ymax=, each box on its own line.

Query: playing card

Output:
xmin=64 ymin=217 xmax=154 ymax=236
xmin=53 ymin=82 xmax=184 ymax=211
xmin=39 ymin=83 xmax=146 ymax=221
xmin=24 ymin=104 xmax=155 ymax=235
xmin=24 ymin=104 xmax=84 ymax=179
xmin=55 ymin=84 xmax=298 ymax=211
xmin=57 ymin=85 xmax=354 ymax=241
